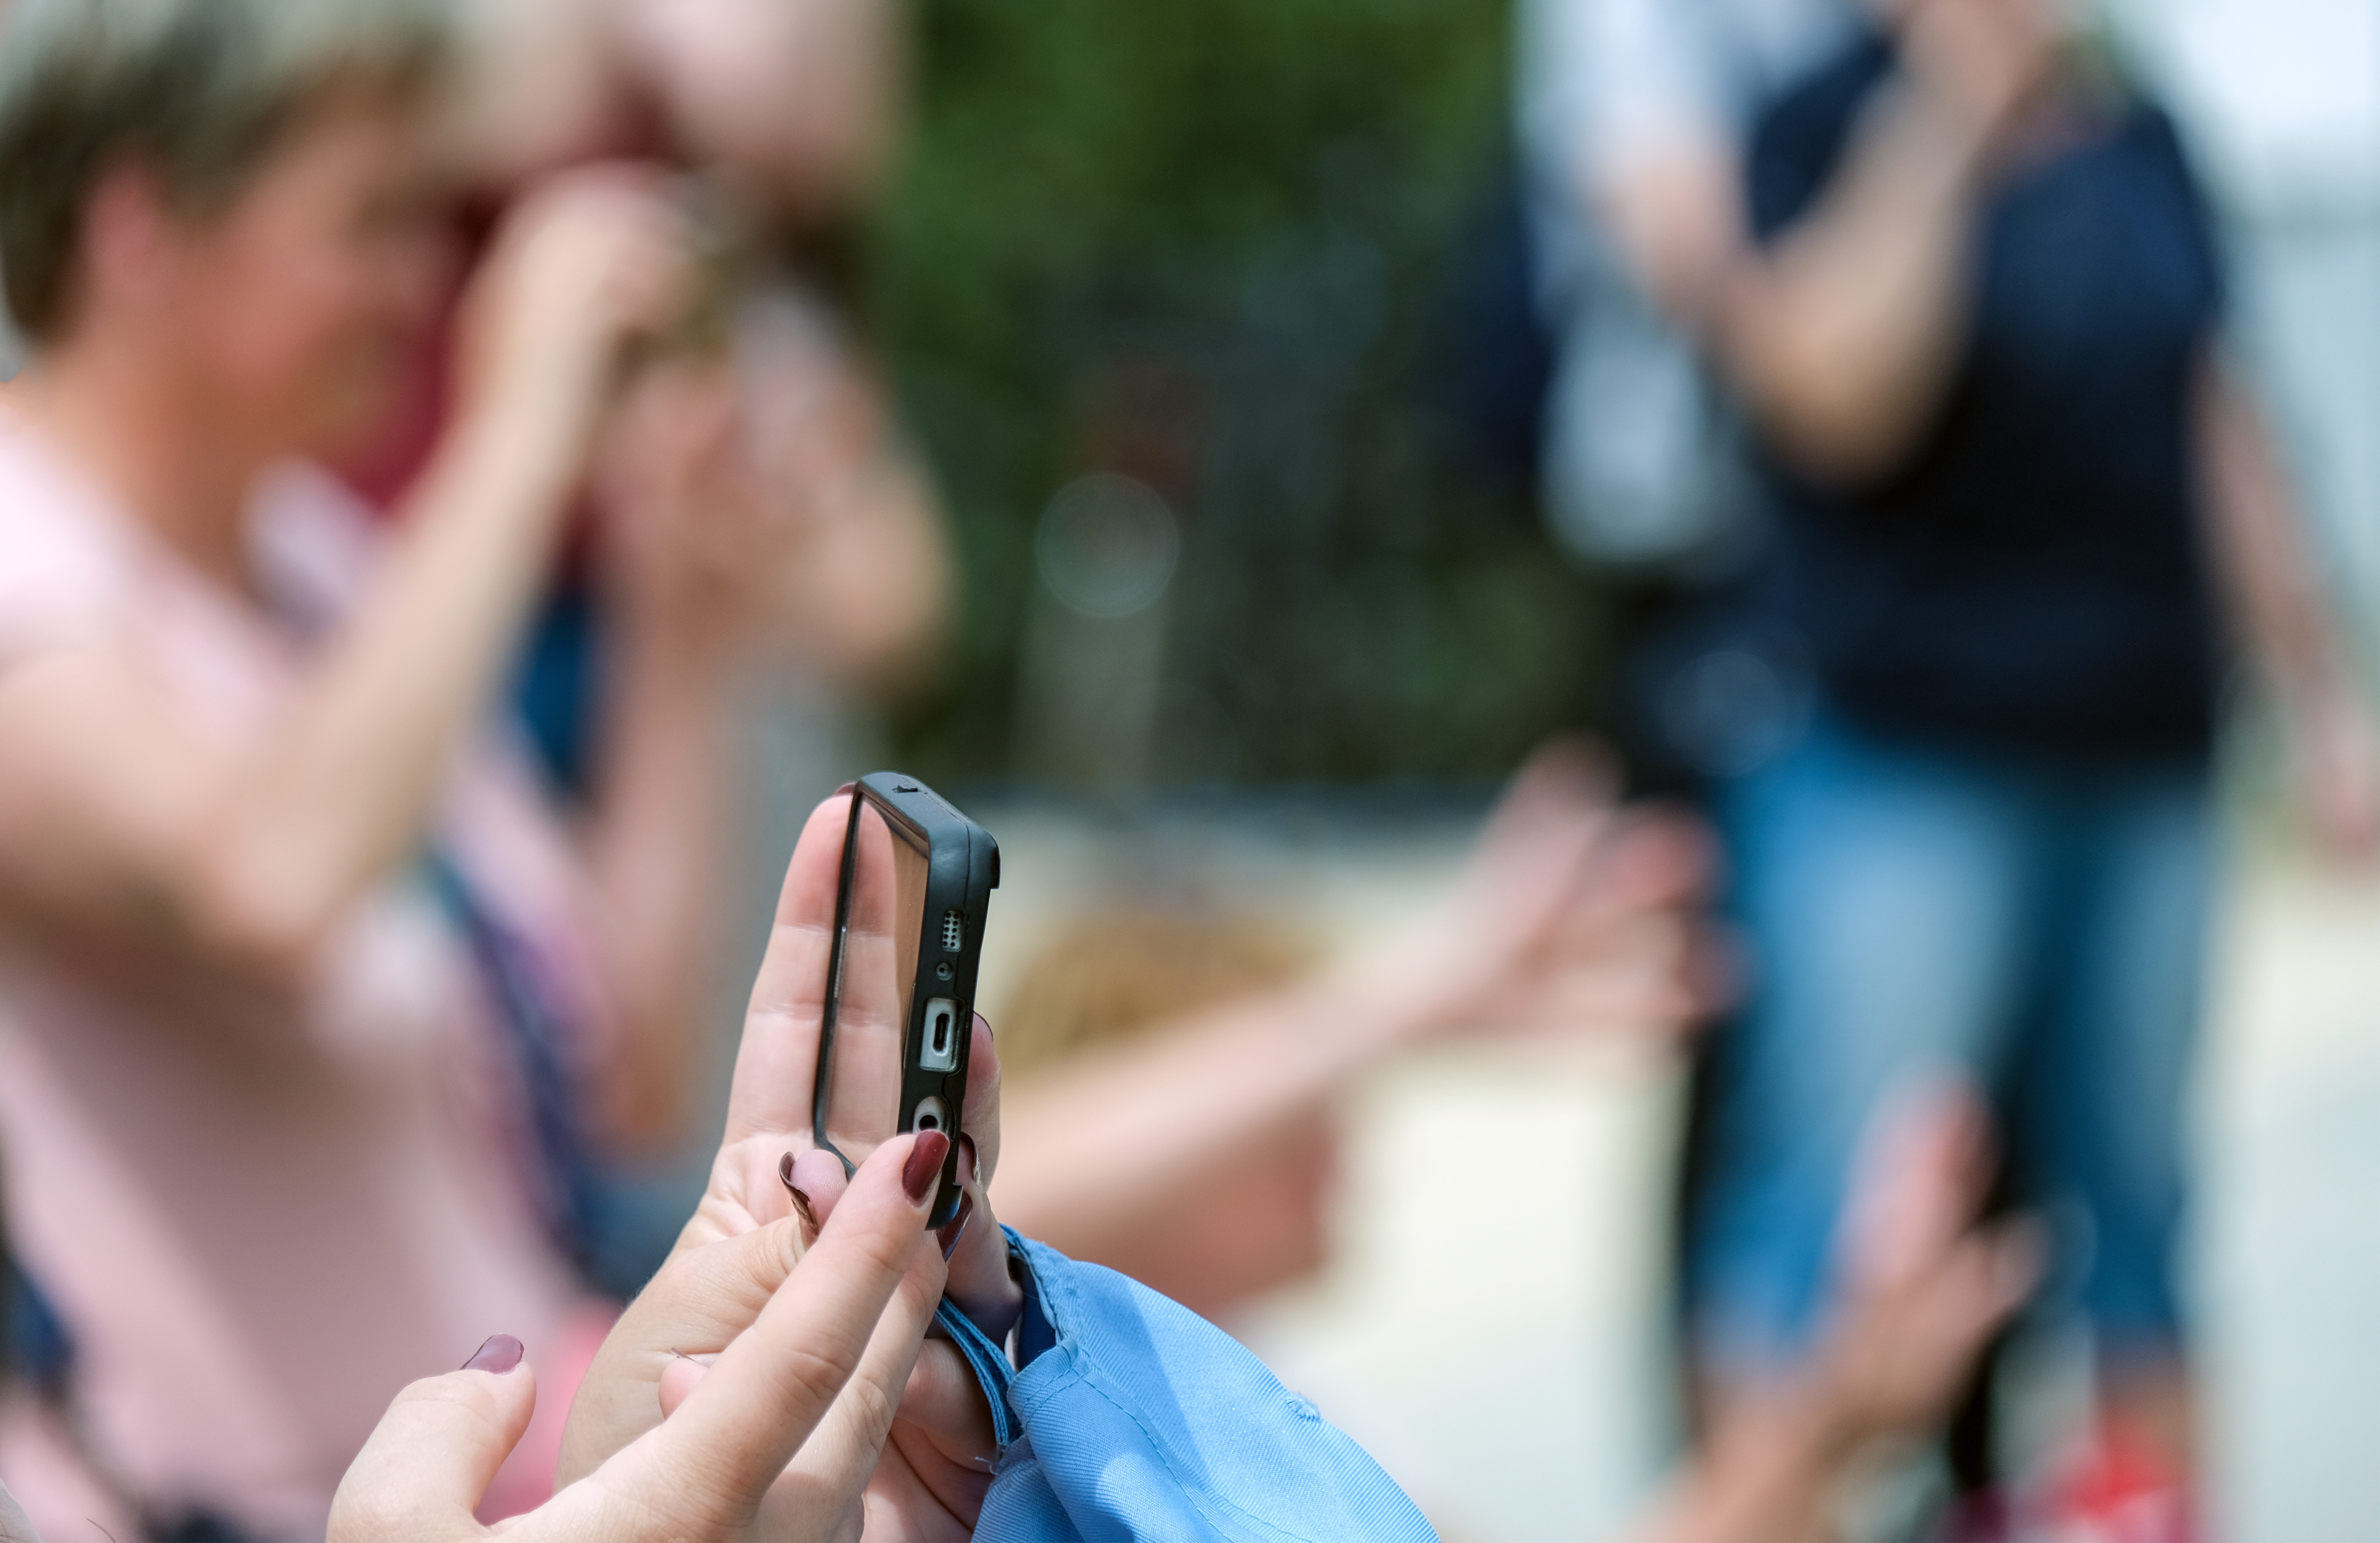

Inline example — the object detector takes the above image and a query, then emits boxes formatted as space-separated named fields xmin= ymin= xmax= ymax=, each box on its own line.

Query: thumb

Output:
xmin=329 ymin=1336 xmax=536 ymax=1542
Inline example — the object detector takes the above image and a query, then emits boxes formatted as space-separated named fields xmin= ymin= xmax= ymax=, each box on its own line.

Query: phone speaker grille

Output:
xmin=941 ymin=910 xmax=963 ymax=953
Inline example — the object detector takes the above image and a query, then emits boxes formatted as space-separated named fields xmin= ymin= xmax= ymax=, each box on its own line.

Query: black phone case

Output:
xmin=815 ymin=772 xmax=998 ymax=1229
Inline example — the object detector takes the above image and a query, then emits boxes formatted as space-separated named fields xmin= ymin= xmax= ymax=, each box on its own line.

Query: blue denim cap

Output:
xmin=932 ymin=1230 xmax=1439 ymax=1541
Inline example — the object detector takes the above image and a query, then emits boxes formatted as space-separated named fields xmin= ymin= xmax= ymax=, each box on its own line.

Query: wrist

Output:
xmin=1716 ymin=1374 xmax=1866 ymax=1482
xmin=614 ymin=599 xmax=743 ymax=699
xmin=445 ymin=380 xmax=592 ymax=513
xmin=1307 ymin=954 xmax=1461 ymax=1057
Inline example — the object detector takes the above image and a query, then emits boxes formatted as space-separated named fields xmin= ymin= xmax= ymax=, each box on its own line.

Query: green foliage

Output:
xmin=871 ymin=0 xmax=1609 ymax=784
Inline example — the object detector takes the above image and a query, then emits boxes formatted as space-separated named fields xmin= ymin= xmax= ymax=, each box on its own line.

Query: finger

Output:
xmin=820 ymin=796 xmax=911 ymax=1160
xmin=658 ymin=1351 xmax=712 ymax=1417
xmin=757 ymin=1229 xmax=952 ymax=1533
xmin=562 ymin=1214 xmax=818 ymax=1484
xmin=1496 ymin=736 xmax=1620 ymax=824
xmin=723 ymin=793 xmax=853 ymax=1143
xmin=942 ymin=1127 xmax=1023 ymax=1340
xmin=788 ymin=1146 xmax=851 ymax=1232
xmin=1907 ymin=1219 xmax=2044 ymax=1373
xmin=958 ymin=1012 xmax=1003 ymax=1185
xmin=642 ymin=1133 xmax=949 ymax=1514
xmin=1844 ymin=1080 xmax=1996 ymax=1291
xmin=900 ymin=1339 xmax=1000 ymax=1458
xmin=1572 ymin=805 xmax=1723 ymax=923
xmin=1467 ymin=745 xmax=1613 ymax=883
xmin=329 ymin=1339 xmax=535 ymax=1539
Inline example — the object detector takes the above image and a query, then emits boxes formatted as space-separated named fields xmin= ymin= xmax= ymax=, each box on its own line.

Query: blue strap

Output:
xmin=422 ymin=849 xmax=599 ymax=1263
xmin=934 ymin=1297 xmax=1019 ymax=1453
xmin=932 ymin=1227 xmax=1057 ymax=1456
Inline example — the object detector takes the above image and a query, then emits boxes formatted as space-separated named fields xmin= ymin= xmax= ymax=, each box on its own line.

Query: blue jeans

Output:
xmin=1689 ymin=716 xmax=2214 ymax=1370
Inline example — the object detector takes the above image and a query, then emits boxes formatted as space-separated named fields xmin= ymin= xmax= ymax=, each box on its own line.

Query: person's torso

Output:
xmin=1744 ymin=34 xmax=2227 ymax=759
xmin=0 ymin=418 xmax=591 ymax=1537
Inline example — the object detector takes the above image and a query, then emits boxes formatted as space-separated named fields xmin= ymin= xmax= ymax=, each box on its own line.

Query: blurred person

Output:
xmin=378 ymin=0 xmax=952 ymax=1301
xmin=386 ymin=0 xmax=947 ymax=720
xmin=1562 ymin=0 xmax=2380 ymax=1536
xmin=989 ymin=745 xmax=1722 ymax=1323
xmin=0 ymin=0 xmax=837 ymax=1533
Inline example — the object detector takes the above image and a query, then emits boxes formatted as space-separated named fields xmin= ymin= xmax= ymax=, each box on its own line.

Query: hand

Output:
xmin=1326 ymin=740 xmax=1725 ymax=1045
xmin=1898 ymin=0 xmax=2063 ymax=151
xmin=457 ymin=167 xmax=693 ymax=455
xmin=594 ymin=331 xmax=939 ymax=674
xmin=326 ymin=1132 xmax=952 ymax=1543
xmin=2284 ymin=676 xmax=2380 ymax=863
xmin=560 ymin=792 xmax=1023 ymax=1537
xmin=1810 ymin=1084 xmax=2040 ymax=1448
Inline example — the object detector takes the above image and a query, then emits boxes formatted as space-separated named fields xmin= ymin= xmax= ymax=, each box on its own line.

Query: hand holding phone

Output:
xmin=814 ymin=772 xmax=999 ymax=1229
xmin=558 ymin=780 xmax=1016 ymax=1516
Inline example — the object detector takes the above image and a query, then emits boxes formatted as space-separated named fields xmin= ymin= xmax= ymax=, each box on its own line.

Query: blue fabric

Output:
xmin=1743 ymin=31 xmax=2227 ymax=758
xmin=968 ymin=1230 xmax=1438 ymax=1543
xmin=1690 ymin=715 xmax=2213 ymax=1368
xmin=3 ymin=1247 xmax=73 ymax=1390
xmin=423 ymin=851 xmax=603 ymax=1268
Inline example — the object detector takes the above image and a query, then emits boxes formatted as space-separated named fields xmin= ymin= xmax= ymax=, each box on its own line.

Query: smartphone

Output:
xmin=814 ymin=773 xmax=998 ymax=1229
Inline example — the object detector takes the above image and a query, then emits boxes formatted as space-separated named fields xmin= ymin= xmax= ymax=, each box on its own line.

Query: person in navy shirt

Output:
xmin=1587 ymin=0 xmax=2380 ymax=1535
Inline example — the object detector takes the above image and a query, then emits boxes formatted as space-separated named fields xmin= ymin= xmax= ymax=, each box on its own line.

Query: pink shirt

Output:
xmin=0 ymin=411 xmax=609 ymax=1537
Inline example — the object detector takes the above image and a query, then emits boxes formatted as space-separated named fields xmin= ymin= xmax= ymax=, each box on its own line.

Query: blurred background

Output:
xmin=865 ymin=0 xmax=1595 ymax=787
xmin=3 ymin=0 xmax=2379 ymax=1540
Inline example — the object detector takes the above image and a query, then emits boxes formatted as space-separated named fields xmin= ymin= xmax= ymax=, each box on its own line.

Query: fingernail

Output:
xmin=957 ymin=1133 xmax=979 ymax=1187
xmin=779 ymin=1151 xmax=818 ymax=1235
xmin=833 ymin=781 xmax=857 ymax=795
xmin=974 ymin=1009 xmax=994 ymax=1041
xmin=903 ymin=1129 xmax=951 ymax=1206
xmin=938 ymin=1191 xmax=975 ymax=1259
xmin=464 ymin=1334 xmax=524 ymax=1374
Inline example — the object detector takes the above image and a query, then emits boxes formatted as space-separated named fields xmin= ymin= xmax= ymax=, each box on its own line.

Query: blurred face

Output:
xmin=125 ymin=93 xmax=456 ymax=457
xmin=622 ymin=0 xmax=898 ymax=213
xmin=1866 ymin=0 xmax=2073 ymax=33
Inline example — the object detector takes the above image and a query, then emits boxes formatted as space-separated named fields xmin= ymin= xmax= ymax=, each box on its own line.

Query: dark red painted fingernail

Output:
xmin=903 ymin=1129 xmax=951 ymax=1205
xmin=779 ymin=1151 xmax=818 ymax=1235
xmin=464 ymin=1334 xmax=523 ymax=1373
xmin=938 ymin=1191 xmax=975 ymax=1259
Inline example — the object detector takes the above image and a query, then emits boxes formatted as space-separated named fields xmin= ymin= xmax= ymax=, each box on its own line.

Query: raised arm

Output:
xmin=0 ymin=174 xmax=686 ymax=989
xmin=1590 ymin=0 xmax=2055 ymax=484
xmin=1709 ymin=1 xmax=2055 ymax=482
xmin=994 ymin=747 xmax=1717 ymax=1262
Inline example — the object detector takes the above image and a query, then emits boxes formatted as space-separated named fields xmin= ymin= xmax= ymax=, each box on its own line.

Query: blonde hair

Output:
xmin=995 ymin=911 xmax=1317 ymax=1078
xmin=0 ymin=0 xmax=455 ymax=339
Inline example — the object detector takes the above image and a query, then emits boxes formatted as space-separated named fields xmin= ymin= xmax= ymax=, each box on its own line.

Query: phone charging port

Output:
xmin=919 ymin=997 xmax=961 ymax=1072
